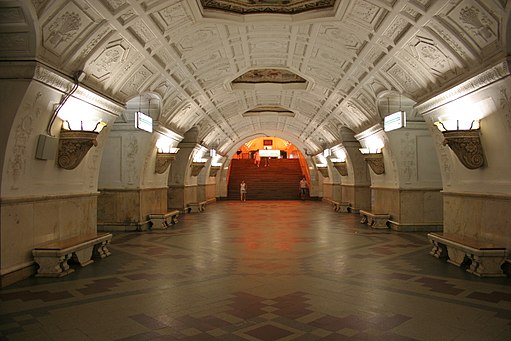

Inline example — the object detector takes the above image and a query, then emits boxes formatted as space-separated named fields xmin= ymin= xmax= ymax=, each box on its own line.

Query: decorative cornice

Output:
xmin=32 ymin=63 xmax=124 ymax=117
xmin=416 ymin=58 xmax=511 ymax=116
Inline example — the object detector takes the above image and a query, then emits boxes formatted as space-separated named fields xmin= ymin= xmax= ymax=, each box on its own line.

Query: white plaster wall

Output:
xmin=386 ymin=122 xmax=442 ymax=189
xmin=98 ymin=126 xmax=170 ymax=190
xmin=2 ymin=81 xmax=117 ymax=198
xmin=424 ymin=76 xmax=511 ymax=195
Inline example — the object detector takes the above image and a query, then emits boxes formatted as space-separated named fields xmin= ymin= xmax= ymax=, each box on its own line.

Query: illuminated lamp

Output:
xmin=316 ymin=164 xmax=329 ymax=177
xmin=359 ymin=147 xmax=384 ymax=175
xmin=57 ymin=120 xmax=106 ymax=170
xmin=155 ymin=148 xmax=179 ymax=174
xmin=434 ymin=119 xmax=484 ymax=169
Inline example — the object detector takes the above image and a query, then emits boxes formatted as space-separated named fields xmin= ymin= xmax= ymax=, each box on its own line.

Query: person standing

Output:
xmin=299 ymin=177 xmax=308 ymax=200
xmin=254 ymin=150 xmax=261 ymax=167
xmin=240 ymin=180 xmax=247 ymax=201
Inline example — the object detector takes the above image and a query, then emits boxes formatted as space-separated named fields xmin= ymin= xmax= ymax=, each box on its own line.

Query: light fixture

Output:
xmin=359 ymin=147 xmax=385 ymax=175
xmin=209 ymin=165 xmax=221 ymax=177
xmin=57 ymin=120 xmax=106 ymax=170
xmin=330 ymin=148 xmax=348 ymax=176
xmin=316 ymin=164 xmax=329 ymax=177
xmin=155 ymin=148 xmax=179 ymax=174
xmin=434 ymin=119 xmax=485 ymax=169
xmin=191 ymin=161 xmax=206 ymax=176
xmin=332 ymin=160 xmax=348 ymax=176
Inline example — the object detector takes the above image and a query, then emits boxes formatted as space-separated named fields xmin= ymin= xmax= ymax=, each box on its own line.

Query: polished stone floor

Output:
xmin=1 ymin=201 xmax=510 ymax=340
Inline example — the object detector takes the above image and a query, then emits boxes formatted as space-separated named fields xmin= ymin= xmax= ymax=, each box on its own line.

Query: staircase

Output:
xmin=227 ymin=159 xmax=304 ymax=200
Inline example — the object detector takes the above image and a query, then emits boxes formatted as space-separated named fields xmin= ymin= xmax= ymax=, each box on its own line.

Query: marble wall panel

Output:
xmin=341 ymin=184 xmax=370 ymax=211
xmin=443 ymin=192 xmax=511 ymax=250
xmin=1 ymin=194 xmax=97 ymax=282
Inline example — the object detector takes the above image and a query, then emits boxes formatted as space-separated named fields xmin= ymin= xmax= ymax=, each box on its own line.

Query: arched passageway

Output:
xmin=227 ymin=137 xmax=310 ymax=200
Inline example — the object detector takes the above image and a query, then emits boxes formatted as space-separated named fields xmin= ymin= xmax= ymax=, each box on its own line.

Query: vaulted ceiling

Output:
xmin=1 ymin=0 xmax=509 ymax=154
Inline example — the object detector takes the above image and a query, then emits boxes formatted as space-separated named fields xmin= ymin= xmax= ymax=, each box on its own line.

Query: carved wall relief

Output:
xmin=400 ymin=132 xmax=417 ymax=184
xmin=454 ymin=1 xmax=498 ymax=49
xmin=8 ymin=92 xmax=41 ymax=190
xmin=42 ymin=2 xmax=93 ymax=56
xmin=499 ymin=87 xmax=511 ymax=131
xmin=125 ymin=135 xmax=138 ymax=185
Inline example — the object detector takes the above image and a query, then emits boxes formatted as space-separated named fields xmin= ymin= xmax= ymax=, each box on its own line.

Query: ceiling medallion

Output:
xmin=233 ymin=69 xmax=306 ymax=84
xmin=200 ymin=0 xmax=336 ymax=14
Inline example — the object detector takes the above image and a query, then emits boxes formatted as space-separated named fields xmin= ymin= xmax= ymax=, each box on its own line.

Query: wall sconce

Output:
xmin=191 ymin=161 xmax=206 ymax=176
xmin=359 ymin=148 xmax=385 ymax=175
xmin=57 ymin=120 xmax=106 ymax=170
xmin=331 ymin=160 xmax=348 ymax=176
xmin=434 ymin=119 xmax=485 ymax=169
xmin=209 ymin=165 xmax=221 ymax=177
xmin=316 ymin=164 xmax=329 ymax=177
xmin=155 ymin=148 xmax=179 ymax=174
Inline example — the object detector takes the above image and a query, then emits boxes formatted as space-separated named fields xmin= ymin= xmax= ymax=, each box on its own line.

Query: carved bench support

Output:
xmin=188 ymin=201 xmax=206 ymax=213
xmin=359 ymin=210 xmax=390 ymax=229
xmin=428 ymin=233 xmax=507 ymax=277
xmin=149 ymin=210 xmax=180 ymax=229
xmin=33 ymin=233 xmax=112 ymax=277
xmin=332 ymin=201 xmax=351 ymax=213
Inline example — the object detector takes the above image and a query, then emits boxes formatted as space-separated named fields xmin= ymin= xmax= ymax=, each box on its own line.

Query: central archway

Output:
xmin=226 ymin=137 xmax=310 ymax=200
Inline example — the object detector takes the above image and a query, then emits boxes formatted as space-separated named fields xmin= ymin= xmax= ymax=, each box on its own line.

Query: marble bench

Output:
xmin=359 ymin=210 xmax=390 ymax=228
xmin=187 ymin=201 xmax=206 ymax=213
xmin=428 ymin=232 xmax=507 ymax=277
xmin=33 ymin=232 xmax=112 ymax=277
xmin=333 ymin=201 xmax=351 ymax=213
xmin=148 ymin=210 xmax=179 ymax=229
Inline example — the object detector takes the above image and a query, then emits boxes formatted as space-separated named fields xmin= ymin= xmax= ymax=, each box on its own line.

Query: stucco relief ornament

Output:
xmin=442 ymin=130 xmax=485 ymax=169
xmin=459 ymin=6 xmax=493 ymax=42
xmin=48 ymin=12 xmax=81 ymax=48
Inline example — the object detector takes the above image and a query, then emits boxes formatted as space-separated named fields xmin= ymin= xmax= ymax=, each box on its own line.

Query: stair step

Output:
xmin=227 ymin=158 xmax=305 ymax=200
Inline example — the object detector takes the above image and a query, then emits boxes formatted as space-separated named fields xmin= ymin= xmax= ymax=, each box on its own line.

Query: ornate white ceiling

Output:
xmin=1 ymin=0 xmax=509 ymax=154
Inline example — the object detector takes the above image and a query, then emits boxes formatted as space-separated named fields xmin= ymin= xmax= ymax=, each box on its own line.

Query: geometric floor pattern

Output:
xmin=1 ymin=201 xmax=510 ymax=340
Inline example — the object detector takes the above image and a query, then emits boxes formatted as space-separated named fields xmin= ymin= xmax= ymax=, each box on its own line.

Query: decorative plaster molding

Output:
xmin=416 ymin=58 xmax=511 ymax=115
xmin=33 ymin=63 xmax=124 ymax=117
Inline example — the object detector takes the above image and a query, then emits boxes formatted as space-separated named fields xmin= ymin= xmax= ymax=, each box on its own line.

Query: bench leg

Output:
xmin=338 ymin=205 xmax=350 ymax=213
xmin=171 ymin=215 xmax=179 ymax=224
xmin=467 ymin=254 xmax=506 ymax=277
xmin=371 ymin=218 xmax=388 ymax=229
xmin=446 ymin=246 xmax=470 ymax=268
xmin=72 ymin=247 xmax=94 ymax=267
xmin=360 ymin=215 xmax=368 ymax=224
xmin=34 ymin=254 xmax=75 ymax=277
xmin=429 ymin=240 xmax=448 ymax=260
xmin=93 ymin=240 xmax=112 ymax=259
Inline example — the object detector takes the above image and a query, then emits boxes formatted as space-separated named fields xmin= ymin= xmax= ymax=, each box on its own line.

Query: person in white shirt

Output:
xmin=240 ymin=180 xmax=247 ymax=201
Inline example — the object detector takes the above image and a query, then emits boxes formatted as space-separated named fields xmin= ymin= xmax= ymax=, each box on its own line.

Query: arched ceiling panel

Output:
xmin=4 ymin=0 xmax=509 ymax=155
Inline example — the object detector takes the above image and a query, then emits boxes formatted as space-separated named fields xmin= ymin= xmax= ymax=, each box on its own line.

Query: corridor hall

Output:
xmin=1 ymin=201 xmax=510 ymax=340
